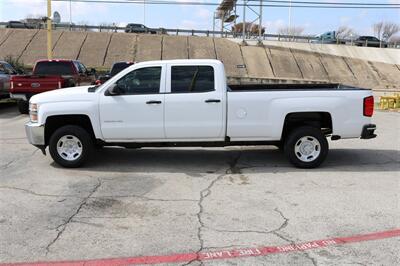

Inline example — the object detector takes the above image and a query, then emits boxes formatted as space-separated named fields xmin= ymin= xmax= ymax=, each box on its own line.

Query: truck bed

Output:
xmin=228 ymin=83 xmax=367 ymax=91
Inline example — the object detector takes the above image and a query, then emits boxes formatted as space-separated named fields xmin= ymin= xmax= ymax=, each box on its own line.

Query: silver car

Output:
xmin=0 ymin=61 xmax=18 ymax=99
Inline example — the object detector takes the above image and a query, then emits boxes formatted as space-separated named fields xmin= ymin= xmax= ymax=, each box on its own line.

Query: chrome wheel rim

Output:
xmin=56 ymin=135 xmax=83 ymax=161
xmin=294 ymin=136 xmax=321 ymax=162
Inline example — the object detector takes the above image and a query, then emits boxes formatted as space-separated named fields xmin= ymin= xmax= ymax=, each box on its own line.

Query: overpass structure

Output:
xmin=0 ymin=28 xmax=399 ymax=91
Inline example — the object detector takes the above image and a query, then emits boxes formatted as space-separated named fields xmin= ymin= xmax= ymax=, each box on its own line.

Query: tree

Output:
xmin=277 ymin=26 xmax=304 ymax=41
xmin=373 ymin=21 xmax=400 ymax=41
xmin=336 ymin=26 xmax=357 ymax=40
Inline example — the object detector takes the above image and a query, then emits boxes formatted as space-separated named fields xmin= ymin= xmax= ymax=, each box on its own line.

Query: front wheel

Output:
xmin=49 ymin=125 xmax=93 ymax=168
xmin=284 ymin=126 xmax=328 ymax=168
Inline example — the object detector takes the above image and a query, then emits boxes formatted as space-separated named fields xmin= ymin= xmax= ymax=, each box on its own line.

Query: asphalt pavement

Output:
xmin=0 ymin=104 xmax=399 ymax=265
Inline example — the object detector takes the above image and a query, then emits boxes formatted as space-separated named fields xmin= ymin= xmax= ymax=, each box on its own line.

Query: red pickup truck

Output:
xmin=10 ymin=59 xmax=96 ymax=113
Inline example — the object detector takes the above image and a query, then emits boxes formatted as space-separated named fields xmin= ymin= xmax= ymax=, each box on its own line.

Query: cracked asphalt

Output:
xmin=0 ymin=104 xmax=399 ymax=265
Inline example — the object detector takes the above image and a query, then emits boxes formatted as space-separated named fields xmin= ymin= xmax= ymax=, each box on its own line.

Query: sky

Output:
xmin=0 ymin=0 xmax=399 ymax=36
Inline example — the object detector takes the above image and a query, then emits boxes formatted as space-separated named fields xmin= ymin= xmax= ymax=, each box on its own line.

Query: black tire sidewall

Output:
xmin=17 ymin=100 xmax=29 ymax=114
xmin=284 ymin=126 xmax=328 ymax=168
xmin=49 ymin=125 xmax=93 ymax=168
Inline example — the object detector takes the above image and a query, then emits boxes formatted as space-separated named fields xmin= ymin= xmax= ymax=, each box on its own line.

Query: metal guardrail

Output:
xmin=0 ymin=22 xmax=398 ymax=48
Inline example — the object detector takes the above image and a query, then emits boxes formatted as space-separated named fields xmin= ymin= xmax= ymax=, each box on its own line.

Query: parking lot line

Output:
xmin=2 ymin=228 xmax=399 ymax=266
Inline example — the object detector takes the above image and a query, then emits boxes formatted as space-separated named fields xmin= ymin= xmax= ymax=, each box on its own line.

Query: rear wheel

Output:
xmin=284 ymin=126 xmax=328 ymax=168
xmin=17 ymin=100 xmax=29 ymax=114
xmin=49 ymin=125 xmax=93 ymax=168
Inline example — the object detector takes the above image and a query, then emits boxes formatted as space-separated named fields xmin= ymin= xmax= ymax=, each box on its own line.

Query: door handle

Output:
xmin=146 ymin=100 xmax=162 ymax=104
xmin=205 ymin=99 xmax=221 ymax=103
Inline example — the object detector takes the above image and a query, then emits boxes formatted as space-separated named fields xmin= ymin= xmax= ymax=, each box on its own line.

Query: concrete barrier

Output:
xmin=0 ymin=29 xmax=38 ymax=60
xmin=319 ymin=55 xmax=357 ymax=85
xmin=136 ymin=35 xmax=162 ymax=62
xmin=214 ymin=38 xmax=247 ymax=77
xmin=188 ymin=36 xmax=216 ymax=59
xmin=343 ymin=58 xmax=380 ymax=89
xmin=78 ymin=32 xmax=112 ymax=67
xmin=291 ymin=49 xmax=329 ymax=81
xmin=52 ymin=31 xmax=88 ymax=60
xmin=0 ymin=29 xmax=13 ymax=47
xmin=252 ymin=40 xmax=400 ymax=65
xmin=241 ymin=46 xmax=274 ymax=78
xmin=103 ymin=33 xmax=136 ymax=67
xmin=265 ymin=46 xmax=302 ymax=79
xmin=162 ymin=35 xmax=188 ymax=60
xmin=369 ymin=61 xmax=400 ymax=90
xmin=19 ymin=30 xmax=63 ymax=65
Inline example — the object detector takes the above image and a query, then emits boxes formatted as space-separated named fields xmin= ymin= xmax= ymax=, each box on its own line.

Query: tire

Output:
xmin=49 ymin=125 xmax=93 ymax=168
xmin=17 ymin=100 xmax=29 ymax=114
xmin=283 ymin=126 xmax=328 ymax=169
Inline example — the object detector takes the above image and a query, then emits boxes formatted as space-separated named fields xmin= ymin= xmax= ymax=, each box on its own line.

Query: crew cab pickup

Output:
xmin=25 ymin=59 xmax=377 ymax=168
xmin=10 ymin=59 xmax=96 ymax=114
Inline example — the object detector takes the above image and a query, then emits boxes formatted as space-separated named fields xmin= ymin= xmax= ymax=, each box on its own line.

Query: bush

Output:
xmin=3 ymin=55 xmax=26 ymax=74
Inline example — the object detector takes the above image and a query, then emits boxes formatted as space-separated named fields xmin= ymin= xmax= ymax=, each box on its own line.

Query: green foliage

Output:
xmin=3 ymin=55 xmax=26 ymax=74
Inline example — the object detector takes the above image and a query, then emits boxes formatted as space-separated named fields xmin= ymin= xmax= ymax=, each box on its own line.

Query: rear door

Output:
xmin=164 ymin=64 xmax=224 ymax=140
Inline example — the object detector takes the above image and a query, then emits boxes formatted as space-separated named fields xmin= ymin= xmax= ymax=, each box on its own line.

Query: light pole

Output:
xmin=288 ymin=0 xmax=292 ymax=33
xmin=47 ymin=0 xmax=53 ymax=59
xmin=143 ymin=0 xmax=146 ymax=25
xmin=69 ymin=0 xmax=72 ymax=26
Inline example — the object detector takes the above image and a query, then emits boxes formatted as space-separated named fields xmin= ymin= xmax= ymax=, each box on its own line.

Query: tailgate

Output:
xmin=10 ymin=75 xmax=62 ymax=93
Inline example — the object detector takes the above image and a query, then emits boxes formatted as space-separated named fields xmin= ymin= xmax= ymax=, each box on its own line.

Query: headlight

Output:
xmin=29 ymin=103 xmax=39 ymax=123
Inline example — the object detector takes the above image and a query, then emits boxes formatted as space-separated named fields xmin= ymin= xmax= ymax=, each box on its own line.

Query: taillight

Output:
xmin=363 ymin=96 xmax=374 ymax=117
xmin=10 ymin=81 xmax=14 ymax=90
xmin=58 ymin=81 xmax=62 ymax=89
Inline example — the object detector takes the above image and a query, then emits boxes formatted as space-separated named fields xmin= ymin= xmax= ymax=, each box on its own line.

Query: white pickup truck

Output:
xmin=25 ymin=59 xmax=376 ymax=168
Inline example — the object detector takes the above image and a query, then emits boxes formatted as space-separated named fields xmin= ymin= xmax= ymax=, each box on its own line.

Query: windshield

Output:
xmin=34 ymin=61 xmax=74 ymax=75
xmin=110 ymin=63 xmax=132 ymax=76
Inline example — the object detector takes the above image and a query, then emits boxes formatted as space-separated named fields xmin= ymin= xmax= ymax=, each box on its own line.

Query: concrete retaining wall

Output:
xmin=19 ymin=30 xmax=63 ymax=65
xmin=78 ymin=32 xmax=112 ymax=67
xmin=0 ymin=29 xmax=398 ymax=91
xmin=103 ymin=33 xmax=136 ymax=67
xmin=52 ymin=31 xmax=88 ymax=60
xmin=162 ymin=36 xmax=188 ymax=60
xmin=0 ymin=29 xmax=38 ymax=60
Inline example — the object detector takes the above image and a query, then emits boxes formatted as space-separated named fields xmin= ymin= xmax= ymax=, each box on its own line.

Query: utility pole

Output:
xmin=258 ymin=0 xmax=263 ymax=42
xmin=242 ymin=0 xmax=246 ymax=43
xmin=288 ymin=0 xmax=292 ymax=32
xmin=47 ymin=0 xmax=53 ymax=59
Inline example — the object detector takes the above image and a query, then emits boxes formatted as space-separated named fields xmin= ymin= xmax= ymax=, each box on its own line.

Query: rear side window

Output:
xmin=34 ymin=62 xmax=74 ymax=75
xmin=171 ymin=66 xmax=214 ymax=93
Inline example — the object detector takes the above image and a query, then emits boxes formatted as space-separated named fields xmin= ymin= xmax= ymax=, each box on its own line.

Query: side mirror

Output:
xmin=107 ymin=84 xmax=123 ymax=96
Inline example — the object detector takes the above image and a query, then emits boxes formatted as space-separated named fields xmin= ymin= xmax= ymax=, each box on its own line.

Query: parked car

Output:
xmin=95 ymin=61 xmax=134 ymax=85
xmin=0 ymin=61 xmax=18 ymax=99
xmin=5 ymin=21 xmax=33 ymax=29
xmin=25 ymin=59 xmax=377 ymax=169
xmin=125 ymin=23 xmax=157 ymax=34
xmin=10 ymin=59 xmax=96 ymax=114
xmin=311 ymin=31 xmax=345 ymax=44
xmin=354 ymin=36 xmax=387 ymax=48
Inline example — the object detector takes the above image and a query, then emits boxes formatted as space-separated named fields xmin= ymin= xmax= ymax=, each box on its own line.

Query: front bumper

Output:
xmin=361 ymin=124 xmax=377 ymax=139
xmin=25 ymin=122 xmax=45 ymax=145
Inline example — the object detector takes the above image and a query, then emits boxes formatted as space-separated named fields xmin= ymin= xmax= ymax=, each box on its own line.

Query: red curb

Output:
xmin=3 ymin=228 xmax=400 ymax=266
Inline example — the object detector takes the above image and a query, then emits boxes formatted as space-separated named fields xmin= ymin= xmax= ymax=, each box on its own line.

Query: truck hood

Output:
xmin=30 ymin=86 xmax=94 ymax=104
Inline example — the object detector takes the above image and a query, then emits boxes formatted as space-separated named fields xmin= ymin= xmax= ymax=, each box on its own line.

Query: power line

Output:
xmin=49 ymin=0 xmax=400 ymax=9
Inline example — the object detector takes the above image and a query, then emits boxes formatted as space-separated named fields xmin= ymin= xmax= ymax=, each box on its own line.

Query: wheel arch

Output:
xmin=44 ymin=114 xmax=96 ymax=146
xmin=281 ymin=112 xmax=333 ymax=141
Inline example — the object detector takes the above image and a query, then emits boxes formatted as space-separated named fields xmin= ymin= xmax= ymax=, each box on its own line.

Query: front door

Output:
xmin=99 ymin=65 xmax=165 ymax=140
